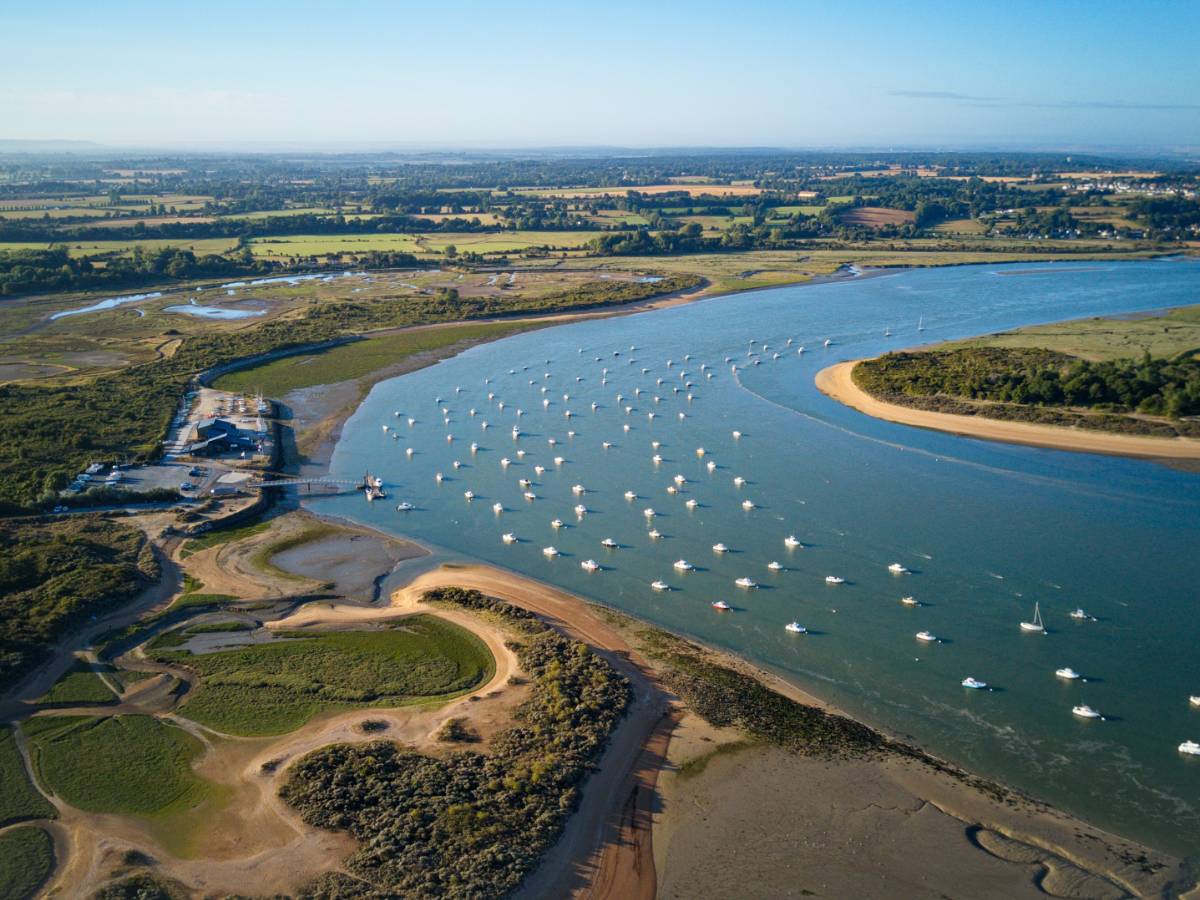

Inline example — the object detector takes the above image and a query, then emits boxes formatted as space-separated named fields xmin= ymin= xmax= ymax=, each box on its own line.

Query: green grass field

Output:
xmin=23 ymin=715 xmax=212 ymax=817
xmin=0 ymin=825 xmax=54 ymax=900
xmin=36 ymin=662 xmax=116 ymax=707
xmin=212 ymin=320 xmax=535 ymax=396
xmin=0 ymin=726 xmax=56 ymax=827
xmin=954 ymin=303 xmax=1200 ymax=361
xmin=157 ymin=617 xmax=494 ymax=736
xmin=0 ymin=238 xmax=239 ymax=259
xmin=247 ymin=230 xmax=603 ymax=259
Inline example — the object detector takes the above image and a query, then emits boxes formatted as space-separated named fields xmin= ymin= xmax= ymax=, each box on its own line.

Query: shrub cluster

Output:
xmin=280 ymin=588 xmax=629 ymax=898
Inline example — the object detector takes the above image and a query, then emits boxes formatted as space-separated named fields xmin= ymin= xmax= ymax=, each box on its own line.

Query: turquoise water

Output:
xmin=311 ymin=259 xmax=1200 ymax=857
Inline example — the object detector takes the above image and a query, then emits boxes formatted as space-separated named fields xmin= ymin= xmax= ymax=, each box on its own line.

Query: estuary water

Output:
xmin=311 ymin=258 xmax=1200 ymax=856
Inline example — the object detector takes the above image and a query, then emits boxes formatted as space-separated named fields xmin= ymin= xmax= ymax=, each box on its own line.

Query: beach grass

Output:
xmin=0 ymin=726 xmax=56 ymax=827
xmin=36 ymin=661 xmax=117 ymax=707
xmin=0 ymin=825 xmax=55 ymax=900
xmin=22 ymin=715 xmax=212 ymax=816
xmin=179 ymin=519 xmax=270 ymax=558
xmin=154 ymin=617 xmax=494 ymax=736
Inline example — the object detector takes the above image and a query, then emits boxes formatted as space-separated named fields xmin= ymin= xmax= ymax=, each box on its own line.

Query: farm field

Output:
xmin=213 ymin=320 xmax=537 ymax=395
xmin=22 ymin=715 xmax=213 ymax=816
xmin=247 ymin=230 xmax=604 ymax=259
xmin=0 ymin=237 xmax=240 ymax=258
xmin=836 ymin=206 xmax=917 ymax=227
xmin=510 ymin=183 xmax=765 ymax=197
xmin=150 ymin=618 xmax=495 ymax=736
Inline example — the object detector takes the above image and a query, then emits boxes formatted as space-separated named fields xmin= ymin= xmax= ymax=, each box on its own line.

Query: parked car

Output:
xmin=180 ymin=482 xmax=196 ymax=492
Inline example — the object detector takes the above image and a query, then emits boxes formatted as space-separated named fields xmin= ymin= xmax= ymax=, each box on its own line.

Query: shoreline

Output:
xmin=816 ymin=359 xmax=1200 ymax=460
xmin=362 ymin=561 xmax=1188 ymax=899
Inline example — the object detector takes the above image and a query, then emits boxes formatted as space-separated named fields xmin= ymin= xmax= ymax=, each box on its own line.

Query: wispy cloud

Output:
xmin=890 ymin=90 xmax=1000 ymax=102
xmin=891 ymin=89 xmax=1200 ymax=112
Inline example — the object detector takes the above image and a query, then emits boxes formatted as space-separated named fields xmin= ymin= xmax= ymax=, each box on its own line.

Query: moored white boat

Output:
xmin=711 ymin=600 xmax=730 ymax=611
xmin=1056 ymin=667 xmax=1081 ymax=680
xmin=915 ymin=630 xmax=937 ymax=642
xmin=648 ymin=529 xmax=662 ymax=539
xmin=784 ymin=535 xmax=801 ymax=548
xmin=900 ymin=596 xmax=919 ymax=606
xmin=1180 ymin=740 xmax=1200 ymax=756
xmin=396 ymin=501 xmax=414 ymax=511
xmin=742 ymin=499 xmax=755 ymax=510
xmin=463 ymin=490 xmax=474 ymax=500
xmin=651 ymin=580 xmax=669 ymax=591
xmin=712 ymin=543 xmax=729 ymax=554
xmin=601 ymin=538 xmax=618 ymax=548
xmin=888 ymin=562 xmax=909 ymax=575
xmin=962 ymin=677 xmax=987 ymax=689
xmin=1072 ymin=705 xmax=1103 ymax=720
xmin=785 ymin=622 xmax=807 ymax=634
xmin=767 ymin=561 xmax=783 ymax=571
xmin=581 ymin=559 xmax=600 ymax=572
xmin=1021 ymin=602 xmax=1046 ymax=634
xmin=673 ymin=559 xmax=694 ymax=571
xmin=502 ymin=533 xmax=517 ymax=544
xmin=542 ymin=546 xmax=559 ymax=556
xmin=825 ymin=575 xmax=844 ymax=585
xmin=735 ymin=577 xmax=757 ymax=589
xmin=550 ymin=519 xmax=563 ymax=529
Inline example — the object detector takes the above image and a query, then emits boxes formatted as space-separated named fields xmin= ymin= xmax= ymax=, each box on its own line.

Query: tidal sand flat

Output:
xmin=312 ymin=259 xmax=1200 ymax=858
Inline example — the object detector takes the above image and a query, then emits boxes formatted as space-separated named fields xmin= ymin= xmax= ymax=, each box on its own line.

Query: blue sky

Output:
xmin=2 ymin=0 xmax=1198 ymax=148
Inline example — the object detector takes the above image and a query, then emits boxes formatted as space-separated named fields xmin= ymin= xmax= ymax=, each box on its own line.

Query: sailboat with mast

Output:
xmin=1020 ymin=602 xmax=1046 ymax=634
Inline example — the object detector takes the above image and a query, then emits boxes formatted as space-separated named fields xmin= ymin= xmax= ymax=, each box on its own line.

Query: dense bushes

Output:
xmin=641 ymin=629 xmax=881 ymax=757
xmin=280 ymin=587 xmax=629 ymax=898
xmin=855 ymin=347 xmax=1200 ymax=433
xmin=0 ymin=516 xmax=156 ymax=692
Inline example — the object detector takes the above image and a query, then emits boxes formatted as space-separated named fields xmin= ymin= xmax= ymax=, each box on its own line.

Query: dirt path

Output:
xmin=816 ymin=359 xmax=1200 ymax=459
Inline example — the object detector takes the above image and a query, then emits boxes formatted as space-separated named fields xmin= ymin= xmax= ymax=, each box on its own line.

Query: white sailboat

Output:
xmin=1020 ymin=602 xmax=1046 ymax=634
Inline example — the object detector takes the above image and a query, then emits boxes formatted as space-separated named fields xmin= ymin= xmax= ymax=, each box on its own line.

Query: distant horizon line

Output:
xmin=1 ymin=138 xmax=1198 ymax=160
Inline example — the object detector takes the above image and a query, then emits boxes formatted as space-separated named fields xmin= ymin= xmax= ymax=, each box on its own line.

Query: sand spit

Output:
xmin=816 ymin=360 xmax=1200 ymax=460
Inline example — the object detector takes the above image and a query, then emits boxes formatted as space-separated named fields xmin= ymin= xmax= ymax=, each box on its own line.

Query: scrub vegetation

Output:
xmin=150 ymin=617 xmax=494 ymax=736
xmin=855 ymin=345 xmax=1200 ymax=436
xmin=0 ymin=516 xmax=157 ymax=692
xmin=280 ymin=587 xmax=629 ymax=897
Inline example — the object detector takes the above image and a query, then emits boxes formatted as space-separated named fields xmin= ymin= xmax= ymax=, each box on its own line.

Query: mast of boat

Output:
xmin=1034 ymin=601 xmax=1043 ymax=629
xmin=917 ymin=316 xmax=925 ymax=331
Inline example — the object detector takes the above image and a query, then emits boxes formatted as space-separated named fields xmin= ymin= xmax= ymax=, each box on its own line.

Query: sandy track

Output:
xmin=816 ymin=360 xmax=1200 ymax=459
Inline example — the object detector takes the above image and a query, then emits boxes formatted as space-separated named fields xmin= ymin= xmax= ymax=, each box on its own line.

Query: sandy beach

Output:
xmin=816 ymin=359 xmax=1200 ymax=459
